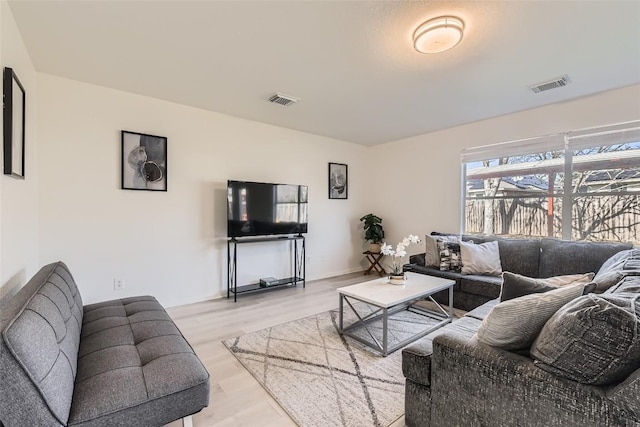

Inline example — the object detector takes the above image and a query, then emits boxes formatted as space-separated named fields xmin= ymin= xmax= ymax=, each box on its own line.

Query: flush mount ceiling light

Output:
xmin=413 ymin=16 xmax=464 ymax=54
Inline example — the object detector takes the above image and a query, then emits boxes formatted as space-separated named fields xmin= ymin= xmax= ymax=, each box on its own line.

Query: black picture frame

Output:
xmin=121 ymin=130 xmax=167 ymax=191
xmin=3 ymin=67 xmax=26 ymax=179
xmin=328 ymin=162 xmax=348 ymax=199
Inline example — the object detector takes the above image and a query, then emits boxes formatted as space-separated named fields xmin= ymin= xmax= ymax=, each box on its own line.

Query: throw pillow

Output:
xmin=531 ymin=293 xmax=640 ymax=385
xmin=597 ymin=249 xmax=632 ymax=273
xmin=500 ymin=272 xmax=595 ymax=302
xmin=593 ymin=270 xmax=625 ymax=294
xmin=425 ymin=234 xmax=459 ymax=267
xmin=593 ymin=249 xmax=640 ymax=293
xmin=607 ymin=275 xmax=640 ymax=295
xmin=460 ymin=240 xmax=502 ymax=276
xmin=473 ymin=283 xmax=585 ymax=351
xmin=438 ymin=240 xmax=462 ymax=272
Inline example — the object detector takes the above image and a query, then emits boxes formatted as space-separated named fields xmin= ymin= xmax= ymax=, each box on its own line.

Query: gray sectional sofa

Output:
xmin=406 ymin=233 xmax=633 ymax=311
xmin=402 ymin=240 xmax=640 ymax=426
xmin=0 ymin=261 xmax=210 ymax=427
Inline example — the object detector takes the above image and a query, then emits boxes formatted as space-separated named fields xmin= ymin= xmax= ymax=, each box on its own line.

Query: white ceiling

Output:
xmin=8 ymin=1 xmax=640 ymax=146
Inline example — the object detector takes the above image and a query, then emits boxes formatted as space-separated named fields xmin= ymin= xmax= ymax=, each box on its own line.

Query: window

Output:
xmin=462 ymin=121 xmax=640 ymax=245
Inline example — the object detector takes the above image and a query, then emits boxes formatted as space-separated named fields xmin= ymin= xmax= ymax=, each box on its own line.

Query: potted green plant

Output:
xmin=360 ymin=213 xmax=385 ymax=253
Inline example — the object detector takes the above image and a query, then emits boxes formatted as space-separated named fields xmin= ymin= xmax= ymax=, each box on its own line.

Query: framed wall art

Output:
xmin=328 ymin=162 xmax=348 ymax=199
xmin=3 ymin=67 xmax=26 ymax=179
xmin=121 ymin=130 xmax=167 ymax=191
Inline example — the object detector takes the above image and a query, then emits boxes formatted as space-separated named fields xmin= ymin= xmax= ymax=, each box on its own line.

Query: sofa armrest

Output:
xmin=409 ymin=253 xmax=426 ymax=266
xmin=608 ymin=369 xmax=640 ymax=420
xmin=430 ymin=333 xmax=637 ymax=426
xmin=402 ymin=340 xmax=434 ymax=387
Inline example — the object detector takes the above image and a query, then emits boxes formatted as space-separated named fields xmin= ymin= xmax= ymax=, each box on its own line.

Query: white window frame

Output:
xmin=461 ymin=120 xmax=640 ymax=242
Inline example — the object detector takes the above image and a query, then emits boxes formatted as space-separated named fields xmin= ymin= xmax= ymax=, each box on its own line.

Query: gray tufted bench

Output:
xmin=0 ymin=261 xmax=210 ymax=427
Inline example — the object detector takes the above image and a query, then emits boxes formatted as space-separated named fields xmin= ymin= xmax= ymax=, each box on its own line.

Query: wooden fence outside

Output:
xmin=465 ymin=196 xmax=639 ymax=245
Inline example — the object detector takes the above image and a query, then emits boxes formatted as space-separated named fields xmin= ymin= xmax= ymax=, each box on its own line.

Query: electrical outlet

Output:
xmin=114 ymin=278 xmax=125 ymax=291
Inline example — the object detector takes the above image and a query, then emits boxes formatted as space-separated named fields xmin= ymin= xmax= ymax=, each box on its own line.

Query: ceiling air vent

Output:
xmin=268 ymin=93 xmax=299 ymax=106
xmin=530 ymin=75 xmax=571 ymax=93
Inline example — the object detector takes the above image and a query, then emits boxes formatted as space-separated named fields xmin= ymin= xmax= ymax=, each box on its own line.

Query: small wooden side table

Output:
xmin=363 ymin=251 xmax=385 ymax=276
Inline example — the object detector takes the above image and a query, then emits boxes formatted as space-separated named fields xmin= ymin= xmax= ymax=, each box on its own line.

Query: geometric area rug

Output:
xmin=223 ymin=305 xmax=448 ymax=427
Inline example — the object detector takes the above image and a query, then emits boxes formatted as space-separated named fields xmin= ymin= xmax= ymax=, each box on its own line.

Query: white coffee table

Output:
xmin=336 ymin=272 xmax=455 ymax=356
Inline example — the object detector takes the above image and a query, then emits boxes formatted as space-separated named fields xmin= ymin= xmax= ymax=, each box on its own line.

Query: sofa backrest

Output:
xmin=430 ymin=232 xmax=634 ymax=279
xmin=469 ymin=235 xmax=541 ymax=278
xmin=438 ymin=232 xmax=542 ymax=277
xmin=0 ymin=261 xmax=83 ymax=426
xmin=538 ymin=238 xmax=633 ymax=278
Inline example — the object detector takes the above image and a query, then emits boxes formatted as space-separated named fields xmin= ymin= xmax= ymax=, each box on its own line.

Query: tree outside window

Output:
xmin=463 ymin=123 xmax=640 ymax=246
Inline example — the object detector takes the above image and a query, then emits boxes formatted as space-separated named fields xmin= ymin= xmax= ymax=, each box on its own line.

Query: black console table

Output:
xmin=227 ymin=235 xmax=305 ymax=302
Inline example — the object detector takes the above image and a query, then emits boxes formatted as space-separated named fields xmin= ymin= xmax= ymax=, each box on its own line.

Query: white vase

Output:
xmin=389 ymin=273 xmax=406 ymax=285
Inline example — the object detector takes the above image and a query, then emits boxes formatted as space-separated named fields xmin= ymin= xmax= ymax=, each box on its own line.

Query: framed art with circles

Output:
xmin=121 ymin=130 xmax=167 ymax=191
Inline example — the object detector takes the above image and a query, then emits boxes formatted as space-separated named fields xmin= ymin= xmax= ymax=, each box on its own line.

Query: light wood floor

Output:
xmin=165 ymin=272 xmax=406 ymax=427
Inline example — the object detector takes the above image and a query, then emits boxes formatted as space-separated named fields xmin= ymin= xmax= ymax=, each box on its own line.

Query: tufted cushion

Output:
xmin=1 ymin=263 xmax=210 ymax=427
xmin=531 ymin=292 xmax=640 ymax=385
xmin=2 ymin=262 xmax=83 ymax=425
xmin=67 ymin=296 xmax=209 ymax=426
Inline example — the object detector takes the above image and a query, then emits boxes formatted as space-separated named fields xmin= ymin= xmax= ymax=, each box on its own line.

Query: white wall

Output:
xmin=368 ymin=84 xmax=640 ymax=254
xmin=0 ymin=0 xmax=39 ymax=298
xmin=37 ymin=74 xmax=367 ymax=306
xmin=8 ymin=19 xmax=640 ymax=309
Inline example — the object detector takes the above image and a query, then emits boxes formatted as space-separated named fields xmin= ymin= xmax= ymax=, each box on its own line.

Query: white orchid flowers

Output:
xmin=380 ymin=234 xmax=422 ymax=275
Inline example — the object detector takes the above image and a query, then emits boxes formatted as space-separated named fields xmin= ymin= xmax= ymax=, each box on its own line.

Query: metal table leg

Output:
xmin=339 ymin=294 xmax=344 ymax=331
xmin=449 ymin=285 xmax=454 ymax=319
xmin=382 ymin=307 xmax=388 ymax=356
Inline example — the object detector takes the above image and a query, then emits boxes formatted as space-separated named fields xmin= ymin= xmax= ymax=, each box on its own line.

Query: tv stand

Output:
xmin=227 ymin=235 xmax=305 ymax=302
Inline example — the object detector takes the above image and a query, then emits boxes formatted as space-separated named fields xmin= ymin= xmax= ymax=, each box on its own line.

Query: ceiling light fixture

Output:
xmin=413 ymin=16 xmax=464 ymax=54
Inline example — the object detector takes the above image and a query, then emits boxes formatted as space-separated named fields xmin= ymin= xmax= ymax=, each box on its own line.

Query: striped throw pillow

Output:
xmin=474 ymin=283 xmax=585 ymax=350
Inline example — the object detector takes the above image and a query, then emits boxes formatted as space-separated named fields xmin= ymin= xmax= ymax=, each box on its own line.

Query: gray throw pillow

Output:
xmin=500 ymin=272 xmax=595 ymax=302
xmin=531 ymin=293 xmax=640 ymax=385
xmin=460 ymin=240 xmax=502 ymax=276
xmin=592 ymin=249 xmax=640 ymax=293
xmin=607 ymin=275 xmax=640 ymax=294
xmin=595 ymin=248 xmax=633 ymax=274
xmin=624 ymin=259 xmax=640 ymax=271
xmin=474 ymin=284 xmax=585 ymax=351
xmin=593 ymin=270 xmax=625 ymax=293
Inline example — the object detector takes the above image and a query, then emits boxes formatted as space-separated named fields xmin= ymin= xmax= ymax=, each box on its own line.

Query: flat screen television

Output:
xmin=227 ymin=180 xmax=308 ymax=238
